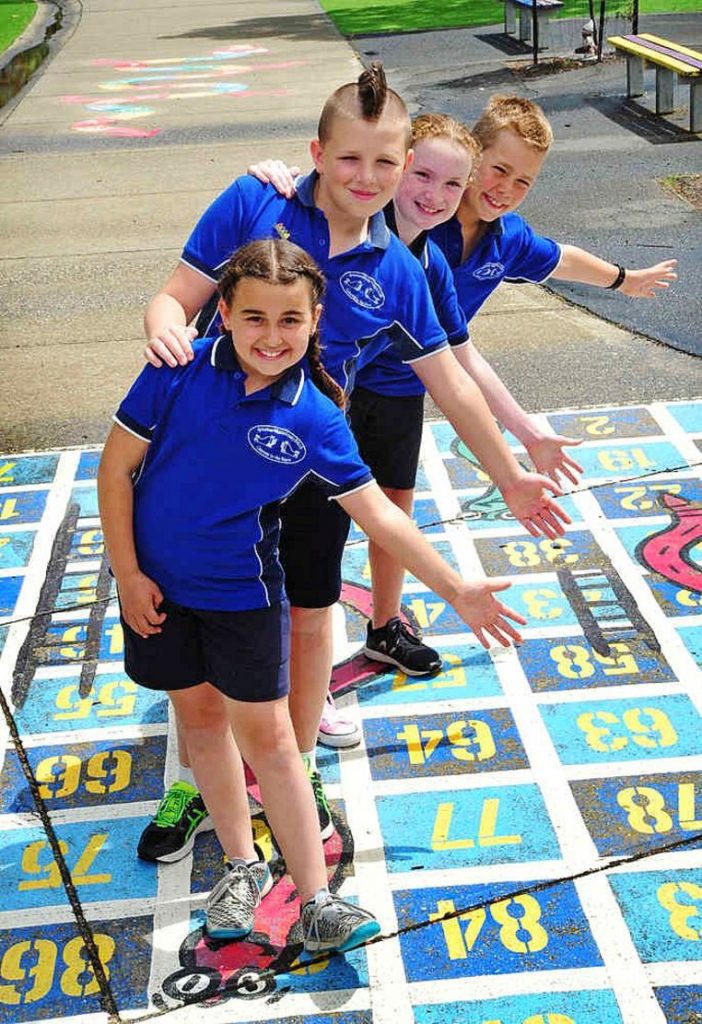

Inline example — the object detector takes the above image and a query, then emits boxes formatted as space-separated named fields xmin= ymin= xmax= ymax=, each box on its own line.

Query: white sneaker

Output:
xmin=317 ymin=693 xmax=361 ymax=749
xmin=206 ymin=847 xmax=273 ymax=939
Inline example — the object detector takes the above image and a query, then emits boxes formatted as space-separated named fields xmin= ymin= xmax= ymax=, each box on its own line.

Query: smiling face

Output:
xmin=393 ymin=136 xmax=474 ymax=238
xmin=219 ymin=277 xmax=321 ymax=393
xmin=462 ymin=128 xmax=546 ymax=223
xmin=310 ymin=112 xmax=411 ymax=225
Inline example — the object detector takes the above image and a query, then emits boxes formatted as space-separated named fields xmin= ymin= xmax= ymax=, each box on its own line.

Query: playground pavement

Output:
xmin=0 ymin=2 xmax=701 ymax=1024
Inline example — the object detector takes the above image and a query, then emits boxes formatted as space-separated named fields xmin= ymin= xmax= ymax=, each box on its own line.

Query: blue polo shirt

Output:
xmin=114 ymin=337 xmax=373 ymax=612
xmin=354 ymin=204 xmax=469 ymax=397
xmin=182 ymin=172 xmax=448 ymax=394
xmin=430 ymin=211 xmax=561 ymax=320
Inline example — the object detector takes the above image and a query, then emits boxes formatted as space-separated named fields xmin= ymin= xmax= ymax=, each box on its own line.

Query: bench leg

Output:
xmin=536 ymin=11 xmax=550 ymax=49
xmin=626 ymin=54 xmax=644 ymax=97
xmin=656 ymin=67 xmax=675 ymax=115
xmin=505 ymin=3 xmax=516 ymax=34
xmin=691 ymin=78 xmax=702 ymax=133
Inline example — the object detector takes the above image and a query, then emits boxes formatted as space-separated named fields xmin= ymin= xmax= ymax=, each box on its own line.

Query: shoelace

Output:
xmin=387 ymin=618 xmax=420 ymax=647
xmin=153 ymin=787 xmax=191 ymax=828
xmin=211 ymin=863 xmax=259 ymax=911
xmin=305 ymin=896 xmax=363 ymax=942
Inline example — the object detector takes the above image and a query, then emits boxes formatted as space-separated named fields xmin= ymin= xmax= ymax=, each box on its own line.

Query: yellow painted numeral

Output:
xmin=576 ymin=706 xmax=677 ymax=753
xmin=579 ymin=415 xmax=614 ymax=436
xmin=502 ymin=539 xmax=578 ymax=569
xmin=396 ymin=718 xmax=496 ymax=766
xmin=430 ymin=894 xmax=547 ymax=958
xmin=35 ymin=750 xmax=133 ymax=800
xmin=19 ymin=835 xmax=111 ymax=891
xmin=658 ymin=880 xmax=702 ymax=941
xmin=617 ymin=783 xmax=702 ymax=834
xmin=550 ymin=642 xmax=639 ymax=680
xmin=598 ymin=448 xmax=657 ymax=472
xmin=431 ymin=799 xmax=521 ymax=850
xmin=60 ymin=934 xmax=114 ymax=996
xmin=615 ymin=482 xmax=681 ymax=512
xmin=523 ymin=588 xmax=563 ymax=620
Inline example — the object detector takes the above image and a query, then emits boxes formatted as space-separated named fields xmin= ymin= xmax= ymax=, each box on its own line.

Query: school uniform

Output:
xmin=351 ymin=204 xmax=469 ymax=490
xmin=114 ymin=335 xmax=373 ymax=698
xmin=180 ymin=173 xmax=449 ymax=607
xmin=351 ymin=210 xmax=562 ymax=489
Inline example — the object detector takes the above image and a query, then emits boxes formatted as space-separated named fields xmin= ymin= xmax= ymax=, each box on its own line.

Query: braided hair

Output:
xmin=217 ymin=239 xmax=345 ymax=408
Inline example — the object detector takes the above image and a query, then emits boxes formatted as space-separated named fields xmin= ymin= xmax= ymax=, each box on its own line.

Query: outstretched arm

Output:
xmin=144 ymin=263 xmax=216 ymax=368
xmin=453 ymin=343 xmax=583 ymax=486
xmin=339 ymin=483 xmax=526 ymax=648
xmin=97 ymin=425 xmax=166 ymax=638
xmin=553 ymin=246 xmax=677 ymax=298
xmin=412 ymin=349 xmax=570 ymax=538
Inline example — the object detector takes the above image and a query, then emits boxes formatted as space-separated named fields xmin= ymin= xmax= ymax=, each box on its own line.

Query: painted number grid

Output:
xmin=0 ymin=399 xmax=700 ymax=1024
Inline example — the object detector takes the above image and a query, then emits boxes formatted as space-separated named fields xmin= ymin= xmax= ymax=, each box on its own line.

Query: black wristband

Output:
xmin=606 ymin=264 xmax=626 ymax=290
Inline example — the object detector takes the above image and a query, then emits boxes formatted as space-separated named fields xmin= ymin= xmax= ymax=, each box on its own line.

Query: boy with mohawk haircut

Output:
xmin=140 ymin=65 xmax=568 ymax=866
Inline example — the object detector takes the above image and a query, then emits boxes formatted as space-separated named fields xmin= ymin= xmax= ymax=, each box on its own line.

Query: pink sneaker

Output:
xmin=317 ymin=693 xmax=361 ymax=749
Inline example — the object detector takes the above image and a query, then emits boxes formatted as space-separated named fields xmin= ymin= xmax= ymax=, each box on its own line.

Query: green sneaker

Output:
xmin=137 ymin=781 xmax=214 ymax=863
xmin=303 ymin=756 xmax=334 ymax=842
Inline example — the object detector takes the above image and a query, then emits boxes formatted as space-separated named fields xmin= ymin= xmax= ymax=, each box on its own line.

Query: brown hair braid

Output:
xmin=217 ymin=239 xmax=345 ymax=408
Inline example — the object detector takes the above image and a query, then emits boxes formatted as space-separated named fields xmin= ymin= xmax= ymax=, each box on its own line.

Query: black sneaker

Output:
xmin=137 ymin=781 xmax=214 ymax=863
xmin=304 ymin=758 xmax=335 ymax=842
xmin=362 ymin=617 xmax=441 ymax=677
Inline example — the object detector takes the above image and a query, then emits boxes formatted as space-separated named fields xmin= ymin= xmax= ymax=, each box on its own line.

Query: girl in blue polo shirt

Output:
xmin=98 ymin=238 xmax=525 ymax=954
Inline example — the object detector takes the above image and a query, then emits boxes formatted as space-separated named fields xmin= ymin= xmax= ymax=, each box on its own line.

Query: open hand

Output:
xmin=619 ymin=259 xmax=677 ymax=298
xmin=454 ymin=579 xmax=527 ymax=648
xmin=501 ymin=471 xmax=571 ymax=538
xmin=526 ymin=434 xmax=584 ymax=487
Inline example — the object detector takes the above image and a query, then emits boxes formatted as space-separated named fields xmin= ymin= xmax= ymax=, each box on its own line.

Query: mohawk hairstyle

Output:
xmin=317 ymin=61 xmax=410 ymax=146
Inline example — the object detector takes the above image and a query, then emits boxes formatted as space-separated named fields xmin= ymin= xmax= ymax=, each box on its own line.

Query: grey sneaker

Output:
xmin=301 ymin=891 xmax=380 ymax=952
xmin=206 ymin=846 xmax=273 ymax=940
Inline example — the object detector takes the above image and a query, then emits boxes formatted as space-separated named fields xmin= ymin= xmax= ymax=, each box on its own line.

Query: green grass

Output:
xmin=319 ymin=0 xmax=702 ymax=36
xmin=0 ymin=1 xmax=37 ymax=54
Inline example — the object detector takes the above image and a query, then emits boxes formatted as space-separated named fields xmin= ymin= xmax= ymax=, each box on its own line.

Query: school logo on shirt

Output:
xmin=339 ymin=271 xmax=385 ymax=310
xmin=248 ymin=425 xmax=307 ymax=465
xmin=473 ymin=261 xmax=505 ymax=281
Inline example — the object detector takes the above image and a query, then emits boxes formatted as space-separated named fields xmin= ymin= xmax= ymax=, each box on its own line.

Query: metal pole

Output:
xmin=532 ymin=0 xmax=539 ymax=65
xmin=632 ymin=0 xmax=639 ymax=35
xmin=597 ymin=0 xmax=606 ymax=62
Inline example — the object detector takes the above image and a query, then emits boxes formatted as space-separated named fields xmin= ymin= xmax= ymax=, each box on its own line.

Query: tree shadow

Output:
xmin=159 ymin=13 xmax=339 ymax=44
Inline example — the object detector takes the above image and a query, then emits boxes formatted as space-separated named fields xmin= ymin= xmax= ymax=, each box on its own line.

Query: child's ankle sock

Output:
xmin=301 ymin=749 xmax=317 ymax=773
xmin=178 ymin=764 xmax=197 ymax=788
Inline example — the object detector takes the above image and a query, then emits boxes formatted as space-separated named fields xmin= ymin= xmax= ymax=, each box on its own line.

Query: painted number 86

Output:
xmin=0 ymin=935 xmax=115 ymax=1005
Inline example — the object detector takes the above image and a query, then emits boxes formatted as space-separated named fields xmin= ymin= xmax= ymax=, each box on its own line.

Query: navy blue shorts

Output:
xmin=279 ymin=480 xmax=351 ymax=609
xmin=121 ymin=597 xmax=290 ymax=702
xmin=349 ymin=386 xmax=424 ymax=490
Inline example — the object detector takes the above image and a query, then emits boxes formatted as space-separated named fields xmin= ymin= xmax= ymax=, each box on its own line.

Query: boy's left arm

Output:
xmin=553 ymin=245 xmax=677 ymax=298
xmin=413 ymin=349 xmax=570 ymax=538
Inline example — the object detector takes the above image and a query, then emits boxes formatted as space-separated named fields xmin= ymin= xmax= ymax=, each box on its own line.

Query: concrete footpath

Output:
xmin=0 ymin=4 xmax=701 ymax=1024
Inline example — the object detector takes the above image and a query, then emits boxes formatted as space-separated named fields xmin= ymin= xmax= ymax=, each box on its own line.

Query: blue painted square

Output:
xmin=415 ymin=462 xmax=429 ymax=490
xmin=357 ymin=644 xmax=503 ymax=706
xmin=677 ymin=623 xmax=702 ymax=669
xmin=615 ymin=521 xmax=702 ymax=569
xmin=13 ymin=671 xmax=167 ymax=733
xmin=69 ymin=484 xmax=99 ymax=517
xmin=0 ymin=916 xmax=152 ymax=1021
xmin=0 ymin=453 xmax=59 ymax=486
xmin=0 ymin=530 xmax=36 ymax=570
xmin=76 ymin=450 xmax=101 ymax=480
xmin=665 ymin=401 xmax=702 ymax=434
xmin=0 ymin=817 xmax=156 ymax=910
xmin=365 ymin=707 xmax=528 ymax=781
xmin=378 ymin=783 xmax=560 ymax=871
xmin=68 ymin=524 xmax=104 ymax=561
xmin=414 ymin=989 xmax=624 ymax=1024
xmin=655 ymin=983 xmax=702 ymax=1023
xmin=573 ymin=441 xmax=687 ymax=482
xmin=498 ymin=579 xmax=579 ymax=629
xmin=445 ymin=458 xmax=494 ymax=489
xmin=546 ymin=406 xmax=662 ymax=440
xmin=570 ymin=770 xmax=702 ymax=856
xmin=241 ymin=1013 xmax=372 ymax=1024
xmin=591 ymin=477 xmax=702 ymax=520
xmin=0 ymin=575 xmax=23 ymax=617
xmin=609 ymin=869 xmax=702 ymax=961
xmin=0 ymin=734 xmax=167 ymax=813
xmin=394 ymin=879 xmax=602 ymax=980
xmin=42 ymin=614 xmax=124 ymax=666
xmin=55 ymin=568 xmax=117 ymax=611
xmin=647 ymin=576 xmax=702 ymax=617
xmin=540 ymin=695 xmax=702 ymax=764
xmin=0 ymin=489 xmax=48 ymax=525
xmin=516 ymin=634 xmax=675 ymax=692
xmin=474 ymin=529 xmax=602 ymax=578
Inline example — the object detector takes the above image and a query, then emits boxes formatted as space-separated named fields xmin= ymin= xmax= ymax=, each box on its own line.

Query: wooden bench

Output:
xmin=608 ymin=33 xmax=702 ymax=133
xmin=504 ymin=0 xmax=564 ymax=50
